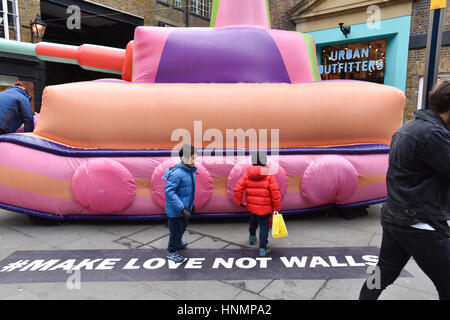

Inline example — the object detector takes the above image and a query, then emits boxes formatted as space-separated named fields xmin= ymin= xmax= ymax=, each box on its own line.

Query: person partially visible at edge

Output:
xmin=359 ymin=80 xmax=450 ymax=300
xmin=234 ymin=151 xmax=281 ymax=257
xmin=0 ymin=81 xmax=34 ymax=135
xmin=163 ymin=144 xmax=198 ymax=264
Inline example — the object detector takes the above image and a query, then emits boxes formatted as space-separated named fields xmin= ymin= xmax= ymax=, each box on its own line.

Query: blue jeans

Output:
xmin=359 ymin=219 xmax=450 ymax=300
xmin=249 ymin=214 xmax=271 ymax=249
xmin=167 ymin=217 xmax=188 ymax=253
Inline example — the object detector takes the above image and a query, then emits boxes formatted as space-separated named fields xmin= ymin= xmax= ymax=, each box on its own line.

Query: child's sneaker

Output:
xmin=249 ymin=235 xmax=257 ymax=245
xmin=166 ymin=251 xmax=186 ymax=263
xmin=178 ymin=240 xmax=188 ymax=250
xmin=259 ymin=245 xmax=272 ymax=257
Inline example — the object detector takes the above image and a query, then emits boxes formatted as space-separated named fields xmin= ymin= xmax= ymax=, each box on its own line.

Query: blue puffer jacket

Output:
xmin=163 ymin=162 xmax=198 ymax=218
xmin=0 ymin=87 xmax=34 ymax=133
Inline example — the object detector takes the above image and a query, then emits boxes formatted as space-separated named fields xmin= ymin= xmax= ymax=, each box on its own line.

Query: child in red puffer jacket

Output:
xmin=234 ymin=152 xmax=281 ymax=257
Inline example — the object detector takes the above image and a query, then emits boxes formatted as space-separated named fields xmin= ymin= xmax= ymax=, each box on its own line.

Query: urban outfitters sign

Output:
xmin=319 ymin=39 xmax=387 ymax=84
xmin=0 ymin=247 xmax=411 ymax=284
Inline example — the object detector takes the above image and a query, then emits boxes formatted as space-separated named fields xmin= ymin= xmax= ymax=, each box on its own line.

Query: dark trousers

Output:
xmin=359 ymin=220 xmax=450 ymax=300
xmin=249 ymin=214 xmax=271 ymax=249
xmin=167 ymin=217 xmax=188 ymax=253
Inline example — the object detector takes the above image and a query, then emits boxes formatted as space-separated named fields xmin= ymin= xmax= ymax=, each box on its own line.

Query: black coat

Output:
xmin=383 ymin=109 xmax=450 ymax=233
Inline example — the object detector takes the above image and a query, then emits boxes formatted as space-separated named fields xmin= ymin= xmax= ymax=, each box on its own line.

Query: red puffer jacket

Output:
xmin=234 ymin=166 xmax=281 ymax=216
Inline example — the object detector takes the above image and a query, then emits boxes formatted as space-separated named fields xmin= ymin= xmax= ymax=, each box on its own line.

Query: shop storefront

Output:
xmin=308 ymin=15 xmax=411 ymax=92
xmin=283 ymin=0 xmax=413 ymax=93
xmin=319 ymin=39 xmax=386 ymax=84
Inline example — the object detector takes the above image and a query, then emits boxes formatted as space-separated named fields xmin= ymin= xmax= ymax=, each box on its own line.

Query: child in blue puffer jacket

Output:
xmin=162 ymin=144 xmax=198 ymax=263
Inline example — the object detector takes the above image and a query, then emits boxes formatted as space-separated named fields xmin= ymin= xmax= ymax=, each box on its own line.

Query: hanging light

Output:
xmin=30 ymin=14 xmax=47 ymax=42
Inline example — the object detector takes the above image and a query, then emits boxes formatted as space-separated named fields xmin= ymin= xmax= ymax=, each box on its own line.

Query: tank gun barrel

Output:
xmin=0 ymin=39 xmax=127 ymax=76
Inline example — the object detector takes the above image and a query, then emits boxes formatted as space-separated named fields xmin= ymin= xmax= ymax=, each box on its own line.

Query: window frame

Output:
xmin=157 ymin=21 xmax=175 ymax=27
xmin=1 ymin=0 xmax=20 ymax=41
xmin=174 ymin=0 xmax=182 ymax=9
xmin=191 ymin=0 xmax=211 ymax=19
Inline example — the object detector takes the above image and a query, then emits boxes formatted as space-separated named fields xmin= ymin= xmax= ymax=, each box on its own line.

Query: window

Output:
xmin=191 ymin=0 xmax=211 ymax=18
xmin=0 ymin=0 xmax=20 ymax=40
xmin=174 ymin=0 xmax=182 ymax=9
xmin=158 ymin=21 xmax=175 ymax=27
xmin=320 ymin=39 xmax=386 ymax=84
xmin=417 ymin=73 xmax=450 ymax=109
xmin=0 ymin=74 xmax=18 ymax=93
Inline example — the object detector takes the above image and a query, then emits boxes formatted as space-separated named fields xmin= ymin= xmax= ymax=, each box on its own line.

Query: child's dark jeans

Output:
xmin=167 ymin=216 xmax=188 ymax=253
xmin=249 ymin=214 xmax=271 ymax=249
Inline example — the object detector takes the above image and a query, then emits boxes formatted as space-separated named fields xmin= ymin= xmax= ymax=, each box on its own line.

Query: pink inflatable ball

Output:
xmin=227 ymin=157 xmax=288 ymax=205
xmin=151 ymin=159 xmax=213 ymax=210
xmin=15 ymin=114 xmax=39 ymax=133
xmin=72 ymin=159 xmax=136 ymax=213
xmin=301 ymin=155 xmax=359 ymax=206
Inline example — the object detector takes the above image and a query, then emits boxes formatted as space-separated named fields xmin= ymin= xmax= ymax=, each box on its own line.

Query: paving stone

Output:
xmin=368 ymin=233 xmax=382 ymax=247
xmin=147 ymin=230 xmax=204 ymax=249
xmin=96 ymin=223 xmax=154 ymax=239
xmin=313 ymin=279 xmax=364 ymax=300
xmin=76 ymin=282 xmax=151 ymax=300
xmin=58 ymin=233 xmax=128 ymax=250
xmin=146 ymin=280 xmax=244 ymax=300
xmin=0 ymin=229 xmax=36 ymax=251
xmin=185 ymin=236 xmax=229 ymax=249
xmin=379 ymin=283 xmax=437 ymax=300
xmin=225 ymin=279 xmax=273 ymax=294
xmin=232 ymin=290 xmax=267 ymax=300
xmin=114 ymin=237 xmax=145 ymax=249
xmin=37 ymin=283 xmax=99 ymax=300
xmin=187 ymin=222 xmax=252 ymax=246
xmin=3 ymin=289 xmax=40 ymax=300
xmin=125 ymin=224 xmax=170 ymax=244
xmin=259 ymin=279 xmax=327 ymax=300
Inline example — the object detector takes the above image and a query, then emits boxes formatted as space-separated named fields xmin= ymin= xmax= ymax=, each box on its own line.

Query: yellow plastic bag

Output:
xmin=271 ymin=211 xmax=288 ymax=238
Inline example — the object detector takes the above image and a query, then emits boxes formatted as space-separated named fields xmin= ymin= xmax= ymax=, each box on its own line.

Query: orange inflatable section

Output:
xmin=34 ymin=81 xmax=405 ymax=149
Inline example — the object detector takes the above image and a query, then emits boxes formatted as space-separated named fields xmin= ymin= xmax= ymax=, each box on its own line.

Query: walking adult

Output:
xmin=0 ymin=81 xmax=34 ymax=134
xmin=359 ymin=80 xmax=450 ymax=300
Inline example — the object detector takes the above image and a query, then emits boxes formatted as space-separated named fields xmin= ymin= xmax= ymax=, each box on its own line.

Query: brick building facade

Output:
xmin=268 ymin=0 xmax=298 ymax=31
xmin=405 ymin=0 xmax=450 ymax=120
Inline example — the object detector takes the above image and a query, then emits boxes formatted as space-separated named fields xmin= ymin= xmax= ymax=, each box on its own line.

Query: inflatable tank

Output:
xmin=0 ymin=0 xmax=405 ymax=221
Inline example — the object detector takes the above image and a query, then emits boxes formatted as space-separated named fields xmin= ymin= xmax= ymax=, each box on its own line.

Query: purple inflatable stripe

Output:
xmin=155 ymin=27 xmax=291 ymax=83
xmin=0 ymin=134 xmax=390 ymax=158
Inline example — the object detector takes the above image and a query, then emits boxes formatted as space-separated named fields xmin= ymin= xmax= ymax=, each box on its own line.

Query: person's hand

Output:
xmin=181 ymin=207 xmax=191 ymax=219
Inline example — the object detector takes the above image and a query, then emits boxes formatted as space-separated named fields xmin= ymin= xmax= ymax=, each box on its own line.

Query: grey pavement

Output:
xmin=0 ymin=204 xmax=443 ymax=300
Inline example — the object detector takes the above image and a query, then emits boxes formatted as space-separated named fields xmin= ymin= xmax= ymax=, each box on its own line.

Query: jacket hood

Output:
xmin=414 ymin=109 xmax=448 ymax=129
xmin=12 ymin=87 xmax=32 ymax=102
xmin=247 ymin=166 xmax=269 ymax=181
